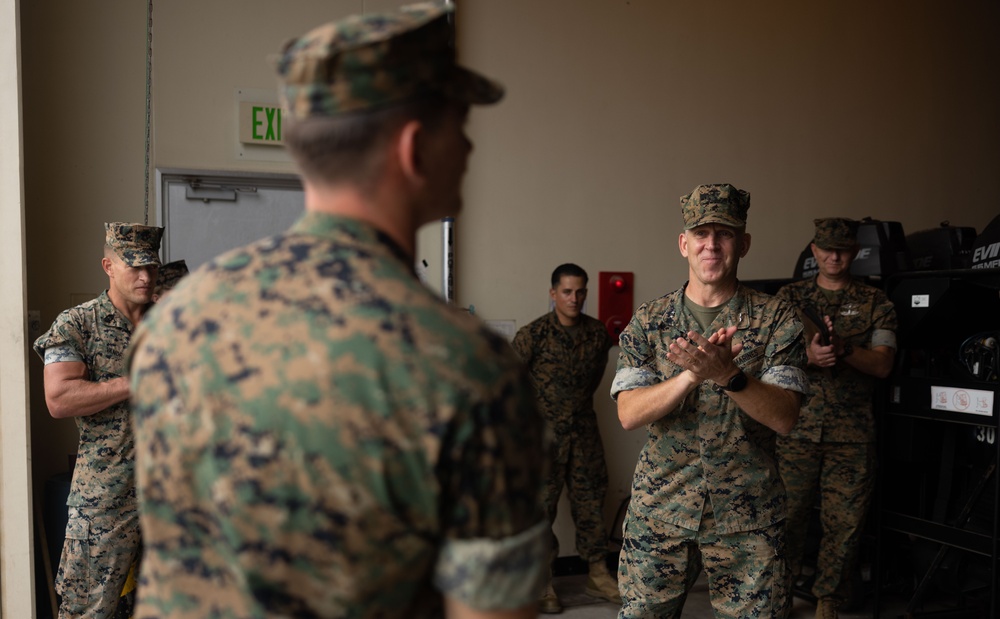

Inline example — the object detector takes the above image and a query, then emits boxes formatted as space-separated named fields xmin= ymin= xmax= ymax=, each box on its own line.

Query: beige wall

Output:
xmin=14 ymin=0 xmax=1000 ymax=599
xmin=455 ymin=0 xmax=1000 ymax=550
xmin=1 ymin=1 xmax=33 ymax=616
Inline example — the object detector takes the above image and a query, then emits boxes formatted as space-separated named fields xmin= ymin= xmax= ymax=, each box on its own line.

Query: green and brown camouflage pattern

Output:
xmin=275 ymin=2 xmax=503 ymax=120
xmin=612 ymin=283 xmax=806 ymax=615
xmin=612 ymin=284 xmax=808 ymax=534
xmin=680 ymin=183 xmax=750 ymax=230
xmin=511 ymin=312 xmax=612 ymax=563
xmin=619 ymin=505 xmax=789 ymax=618
xmin=812 ymin=218 xmax=859 ymax=250
xmin=128 ymin=212 xmax=548 ymax=618
xmin=153 ymin=259 xmax=189 ymax=298
xmin=778 ymin=439 xmax=875 ymax=602
xmin=775 ymin=275 xmax=895 ymax=603
xmin=775 ymin=277 xmax=897 ymax=442
xmin=33 ymin=291 xmax=142 ymax=508
xmin=34 ymin=290 xmax=145 ymax=618
xmin=56 ymin=505 xmax=141 ymax=619
xmin=105 ymin=222 xmax=163 ymax=267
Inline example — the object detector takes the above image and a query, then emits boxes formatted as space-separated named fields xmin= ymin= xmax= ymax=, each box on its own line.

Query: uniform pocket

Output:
xmin=56 ymin=509 xmax=91 ymax=611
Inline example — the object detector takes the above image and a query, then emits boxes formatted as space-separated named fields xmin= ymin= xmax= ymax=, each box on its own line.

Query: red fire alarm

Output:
xmin=598 ymin=271 xmax=634 ymax=343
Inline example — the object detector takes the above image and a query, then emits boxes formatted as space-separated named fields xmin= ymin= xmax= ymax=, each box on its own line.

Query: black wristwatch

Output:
xmin=722 ymin=370 xmax=748 ymax=393
xmin=839 ymin=342 xmax=854 ymax=359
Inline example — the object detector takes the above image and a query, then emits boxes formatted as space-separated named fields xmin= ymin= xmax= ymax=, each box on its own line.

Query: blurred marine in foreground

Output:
xmin=128 ymin=4 xmax=548 ymax=618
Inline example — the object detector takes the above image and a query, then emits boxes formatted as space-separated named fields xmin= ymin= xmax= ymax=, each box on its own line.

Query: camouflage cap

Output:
xmin=275 ymin=2 xmax=504 ymax=120
xmin=105 ymin=222 xmax=163 ymax=267
xmin=813 ymin=218 xmax=859 ymax=249
xmin=154 ymin=259 xmax=189 ymax=297
xmin=680 ymin=183 xmax=750 ymax=230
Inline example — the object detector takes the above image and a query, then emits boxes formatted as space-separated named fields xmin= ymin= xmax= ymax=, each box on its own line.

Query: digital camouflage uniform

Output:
xmin=511 ymin=311 xmax=612 ymax=563
xmin=35 ymin=292 xmax=141 ymax=619
xmin=775 ymin=273 xmax=896 ymax=602
xmin=34 ymin=222 xmax=162 ymax=619
xmin=128 ymin=212 xmax=549 ymax=618
xmin=612 ymin=284 xmax=808 ymax=619
xmin=152 ymin=259 xmax=189 ymax=299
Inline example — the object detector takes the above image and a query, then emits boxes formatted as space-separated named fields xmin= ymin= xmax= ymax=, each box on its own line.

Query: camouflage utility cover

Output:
xmin=680 ymin=183 xmax=750 ymax=230
xmin=776 ymin=277 xmax=897 ymax=442
xmin=128 ymin=212 xmax=548 ymax=618
xmin=105 ymin=222 xmax=163 ymax=267
xmin=612 ymin=284 xmax=808 ymax=533
xmin=276 ymin=2 xmax=503 ymax=119
xmin=153 ymin=259 xmax=189 ymax=297
xmin=812 ymin=218 xmax=859 ymax=250
xmin=33 ymin=291 xmax=140 ymax=508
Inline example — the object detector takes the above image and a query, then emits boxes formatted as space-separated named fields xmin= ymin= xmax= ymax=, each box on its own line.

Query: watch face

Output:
xmin=727 ymin=371 xmax=748 ymax=392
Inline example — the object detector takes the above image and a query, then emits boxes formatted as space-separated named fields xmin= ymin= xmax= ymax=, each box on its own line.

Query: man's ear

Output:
xmin=101 ymin=256 xmax=114 ymax=277
xmin=740 ymin=232 xmax=752 ymax=257
xmin=395 ymin=119 xmax=424 ymax=186
xmin=678 ymin=232 xmax=689 ymax=258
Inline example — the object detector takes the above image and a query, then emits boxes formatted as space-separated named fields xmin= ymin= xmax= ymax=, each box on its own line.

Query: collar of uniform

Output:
xmin=674 ymin=281 xmax=754 ymax=333
xmin=545 ymin=310 xmax=583 ymax=335
xmin=290 ymin=211 xmax=414 ymax=271
xmin=811 ymin=273 xmax=860 ymax=297
xmin=97 ymin=290 xmax=141 ymax=330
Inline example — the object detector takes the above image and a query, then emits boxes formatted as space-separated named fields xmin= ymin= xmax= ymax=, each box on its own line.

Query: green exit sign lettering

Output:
xmin=239 ymin=102 xmax=284 ymax=145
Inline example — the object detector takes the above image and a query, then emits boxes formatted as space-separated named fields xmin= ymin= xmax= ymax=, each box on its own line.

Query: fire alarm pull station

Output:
xmin=598 ymin=271 xmax=633 ymax=343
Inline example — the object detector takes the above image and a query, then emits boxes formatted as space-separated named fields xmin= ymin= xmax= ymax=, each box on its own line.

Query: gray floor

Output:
xmin=552 ymin=572 xmax=913 ymax=618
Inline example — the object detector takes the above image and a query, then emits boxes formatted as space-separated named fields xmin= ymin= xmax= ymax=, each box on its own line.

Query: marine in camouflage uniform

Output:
xmin=511 ymin=263 xmax=618 ymax=612
xmin=151 ymin=259 xmax=189 ymax=302
xmin=612 ymin=184 xmax=808 ymax=619
xmin=34 ymin=222 xmax=162 ymax=619
xmin=127 ymin=4 xmax=548 ymax=618
xmin=775 ymin=218 xmax=897 ymax=619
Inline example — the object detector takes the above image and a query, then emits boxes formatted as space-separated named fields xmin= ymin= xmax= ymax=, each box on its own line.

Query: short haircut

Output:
xmin=550 ymin=263 xmax=588 ymax=288
xmin=284 ymin=95 xmax=453 ymax=194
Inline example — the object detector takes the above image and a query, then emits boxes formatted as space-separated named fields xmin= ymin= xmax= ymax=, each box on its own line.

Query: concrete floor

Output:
xmin=550 ymin=572 xmax=942 ymax=619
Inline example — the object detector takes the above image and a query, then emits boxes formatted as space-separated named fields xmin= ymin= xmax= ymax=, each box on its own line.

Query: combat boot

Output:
xmin=816 ymin=597 xmax=840 ymax=619
xmin=539 ymin=582 xmax=562 ymax=614
xmin=585 ymin=560 xmax=622 ymax=604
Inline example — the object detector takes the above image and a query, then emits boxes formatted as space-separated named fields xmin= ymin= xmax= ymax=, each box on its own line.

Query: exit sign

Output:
xmin=239 ymin=102 xmax=284 ymax=145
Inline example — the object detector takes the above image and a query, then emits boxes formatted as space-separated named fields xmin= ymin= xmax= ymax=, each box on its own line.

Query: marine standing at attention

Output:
xmin=512 ymin=263 xmax=620 ymax=613
xmin=776 ymin=218 xmax=896 ymax=619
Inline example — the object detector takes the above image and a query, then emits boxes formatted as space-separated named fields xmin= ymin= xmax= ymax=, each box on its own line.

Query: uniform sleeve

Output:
xmin=611 ymin=304 xmax=659 ymax=399
xmin=870 ymin=290 xmax=898 ymax=349
xmin=774 ymin=284 xmax=793 ymax=304
xmin=433 ymin=357 xmax=549 ymax=610
xmin=43 ymin=344 xmax=84 ymax=365
xmin=760 ymin=299 xmax=809 ymax=394
xmin=509 ymin=326 xmax=533 ymax=365
xmin=33 ymin=311 xmax=85 ymax=363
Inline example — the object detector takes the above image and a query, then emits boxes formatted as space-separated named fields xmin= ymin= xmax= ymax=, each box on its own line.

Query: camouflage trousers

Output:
xmin=618 ymin=505 xmax=788 ymax=619
xmin=543 ymin=413 xmax=609 ymax=563
xmin=776 ymin=438 xmax=875 ymax=601
xmin=57 ymin=503 xmax=141 ymax=619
